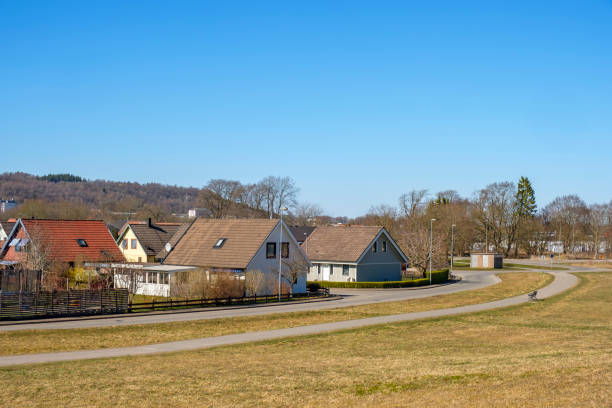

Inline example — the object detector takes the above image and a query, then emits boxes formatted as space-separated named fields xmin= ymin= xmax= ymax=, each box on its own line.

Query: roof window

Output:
xmin=76 ymin=239 xmax=88 ymax=247
xmin=213 ymin=238 xmax=227 ymax=249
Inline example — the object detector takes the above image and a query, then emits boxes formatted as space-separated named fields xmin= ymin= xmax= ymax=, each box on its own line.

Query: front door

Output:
xmin=322 ymin=264 xmax=330 ymax=281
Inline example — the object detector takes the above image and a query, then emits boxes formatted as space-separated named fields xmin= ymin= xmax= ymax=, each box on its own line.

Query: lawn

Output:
xmin=0 ymin=272 xmax=552 ymax=356
xmin=0 ymin=272 xmax=609 ymax=407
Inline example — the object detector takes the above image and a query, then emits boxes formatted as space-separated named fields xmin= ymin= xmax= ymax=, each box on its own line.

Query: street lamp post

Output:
xmin=450 ymin=224 xmax=456 ymax=276
xmin=429 ymin=218 xmax=436 ymax=285
xmin=278 ymin=207 xmax=288 ymax=301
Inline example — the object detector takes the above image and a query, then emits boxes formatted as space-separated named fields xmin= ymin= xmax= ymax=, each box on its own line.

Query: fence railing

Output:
xmin=128 ymin=288 xmax=330 ymax=312
xmin=0 ymin=289 xmax=129 ymax=321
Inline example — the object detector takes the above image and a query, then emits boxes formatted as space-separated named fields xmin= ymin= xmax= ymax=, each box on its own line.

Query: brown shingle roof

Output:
xmin=156 ymin=221 xmax=194 ymax=260
xmin=128 ymin=222 xmax=184 ymax=257
xmin=162 ymin=218 xmax=279 ymax=269
xmin=304 ymin=225 xmax=383 ymax=262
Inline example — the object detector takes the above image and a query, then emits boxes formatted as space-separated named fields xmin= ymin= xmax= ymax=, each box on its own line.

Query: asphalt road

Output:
xmin=0 ymin=270 xmax=500 ymax=332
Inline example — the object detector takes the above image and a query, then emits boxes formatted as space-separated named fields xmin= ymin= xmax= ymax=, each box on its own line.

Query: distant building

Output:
xmin=470 ymin=253 xmax=503 ymax=269
xmin=0 ymin=200 xmax=17 ymax=213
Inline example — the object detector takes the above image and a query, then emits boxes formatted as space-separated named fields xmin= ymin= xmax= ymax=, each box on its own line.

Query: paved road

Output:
xmin=0 ymin=269 xmax=582 ymax=367
xmin=0 ymin=271 xmax=500 ymax=332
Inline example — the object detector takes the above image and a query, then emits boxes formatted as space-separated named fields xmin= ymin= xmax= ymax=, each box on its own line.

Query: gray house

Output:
xmin=305 ymin=225 xmax=408 ymax=282
xmin=162 ymin=218 xmax=310 ymax=294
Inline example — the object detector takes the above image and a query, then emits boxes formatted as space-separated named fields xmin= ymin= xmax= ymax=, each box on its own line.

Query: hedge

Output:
xmin=309 ymin=269 xmax=449 ymax=288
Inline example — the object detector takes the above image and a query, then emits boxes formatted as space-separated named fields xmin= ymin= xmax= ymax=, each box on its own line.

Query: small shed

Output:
xmin=470 ymin=253 xmax=503 ymax=269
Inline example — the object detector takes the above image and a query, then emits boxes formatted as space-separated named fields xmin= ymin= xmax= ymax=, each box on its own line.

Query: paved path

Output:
xmin=0 ymin=271 xmax=500 ymax=331
xmin=0 ymin=270 xmax=580 ymax=367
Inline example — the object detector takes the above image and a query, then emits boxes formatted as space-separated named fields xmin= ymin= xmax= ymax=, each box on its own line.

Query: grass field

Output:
xmin=0 ymin=272 xmax=609 ymax=407
xmin=0 ymin=273 xmax=552 ymax=356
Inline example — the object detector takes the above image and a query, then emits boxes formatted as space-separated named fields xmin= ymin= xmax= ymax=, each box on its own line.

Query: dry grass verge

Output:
xmin=0 ymin=272 xmax=551 ymax=356
xmin=1 ymin=272 xmax=609 ymax=407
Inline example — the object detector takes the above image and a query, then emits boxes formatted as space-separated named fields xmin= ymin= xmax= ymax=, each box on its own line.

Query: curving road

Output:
xmin=0 ymin=271 xmax=500 ymax=332
xmin=0 ymin=266 xmax=589 ymax=367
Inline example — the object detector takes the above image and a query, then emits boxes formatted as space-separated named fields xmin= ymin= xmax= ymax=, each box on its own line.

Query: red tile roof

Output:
xmin=18 ymin=219 xmax=124 ymax=263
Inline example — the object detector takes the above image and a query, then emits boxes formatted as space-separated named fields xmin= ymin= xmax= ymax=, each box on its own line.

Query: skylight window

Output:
xmin=76 ymin=239 xmax=88 ymax=247
xmin=213 ymin=238 xmax=227 ymax=249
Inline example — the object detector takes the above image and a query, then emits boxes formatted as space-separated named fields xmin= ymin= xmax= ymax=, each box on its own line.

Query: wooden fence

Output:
xmin=129 ymin=288 xmax=330 ymax=312
xmin=0 ymin=289 xmax=129 ymax=320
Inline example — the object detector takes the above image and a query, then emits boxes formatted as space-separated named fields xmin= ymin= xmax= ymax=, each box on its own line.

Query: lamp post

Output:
xmin=278 ymin=207 xmax=288 ymax=301
xmin=450 ymin=224 xmax=456 ymax=275
xmin=429 ymin=218 xmax=436 ymax=285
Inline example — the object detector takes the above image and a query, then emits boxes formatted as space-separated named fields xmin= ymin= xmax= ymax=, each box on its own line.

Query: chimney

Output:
xmin=148 ymin=218 xmax=152 ymax=228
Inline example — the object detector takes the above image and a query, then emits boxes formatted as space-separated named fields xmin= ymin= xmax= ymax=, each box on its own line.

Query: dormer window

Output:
xmin=213 ymin=238 xmax=227 ymax=249
xmin=76 ymin=239 xmax=88 ymax=247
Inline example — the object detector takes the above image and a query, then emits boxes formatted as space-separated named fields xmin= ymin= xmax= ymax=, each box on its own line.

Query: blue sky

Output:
xmin=1 ymin=1 xmax=611 ymax=216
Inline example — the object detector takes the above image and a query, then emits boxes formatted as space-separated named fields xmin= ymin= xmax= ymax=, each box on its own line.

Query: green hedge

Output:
xmin=309 ymin=269 xmax=449 ymax=288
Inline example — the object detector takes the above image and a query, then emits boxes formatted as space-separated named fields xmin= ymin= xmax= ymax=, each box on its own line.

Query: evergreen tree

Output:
xmin=513 ymin=176 xmax=537 ymax=256
xmin=515 ymin=176 xmax=537 ymax=218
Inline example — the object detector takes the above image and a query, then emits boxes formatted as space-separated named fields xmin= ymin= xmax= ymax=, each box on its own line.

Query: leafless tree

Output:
xmin=291 ymin=203 xmax=324 ymax=226
xmin=281 ymin=258 xmax=309 ymax=295
xmin=587 ymin=203 xmax=610 ymax=258
xmin=258 ymin=176 xmax=299 ymax=218
xmin=399 ymin=189 xmax=428 ymax=218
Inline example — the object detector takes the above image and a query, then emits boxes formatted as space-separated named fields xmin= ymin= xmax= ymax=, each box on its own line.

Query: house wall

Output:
xmin=307 ymin=263 xmax=357 ymax=282
xmin=356 ymin=234 xmax=403 ymax=282
xmin=2 ymin=226 xmax=28 ymax=263
xmin=246 ymin=222 xmax=308 ymax=295
xmin=118 ymin=228 xmax=148 ymax=263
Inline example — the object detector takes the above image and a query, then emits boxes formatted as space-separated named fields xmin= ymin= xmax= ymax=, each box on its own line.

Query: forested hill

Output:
xmin=0 ymin=172 xmax=199 ymax=214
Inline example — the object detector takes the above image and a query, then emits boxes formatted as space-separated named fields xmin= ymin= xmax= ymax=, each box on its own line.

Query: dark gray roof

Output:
xmin=129 ymin=222 xmax=184 ymax=257
xmin=289 ymin=226 xmax=315 ymax=243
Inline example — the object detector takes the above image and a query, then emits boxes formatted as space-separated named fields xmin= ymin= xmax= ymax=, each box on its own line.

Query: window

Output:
xmin=138 ymin=257 xmax=142 ymax=263
xmin=382 ymin=240 xmax=387 ymax=252
xmin=343 ymin=265 xmax=350 ymax=276
xmin=122 ymin=240 xmax=127 ymax=249
xmin=15 ymin=238 xmax=29 ymax=252
xmin=329 ymin=264 xmax=333 ymax=275
xmin=266 ymin=242 xmax=276 ymax=259
xmin=372 ymin=242 xmax=377 ymax=253
xmin=131 ymin=239 xmax=137 ymax=249
xmin=161 ymin=273 xmax=169 ymax=285
xmin=76 ymin=239 xmax=88 ymax=247
xmin=281 ymin=242 xmax=289 ymax=258
xmin=213 ymin=238 xmax=227 ymax=249
xmin=317 ymin=264 xmax=321 ymax=275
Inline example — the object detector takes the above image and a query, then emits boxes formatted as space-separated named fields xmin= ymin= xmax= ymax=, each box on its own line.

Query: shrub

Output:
xmin=307 ymin=282 xmax=321 ymax=292
xmin=309 ymin=269 xmax=449 ymax=288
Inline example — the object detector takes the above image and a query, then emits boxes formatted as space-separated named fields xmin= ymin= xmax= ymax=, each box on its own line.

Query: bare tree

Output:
xmin=258 ymin=176 xmax=299 ymax=218
xmin=281 ymin=258 xmax=309 ymax=295
xmin=473 ymin=182 xmax=518 ymax=256
xmin=245 ymin=269 xmax=274 ymax=296
xmin=587 ymin=203 xmax=610 ymax=259
xmin=399 ymin=189 xmax=427 ymax=218
xmin=291 ymin=203 xmax=324 ymax=226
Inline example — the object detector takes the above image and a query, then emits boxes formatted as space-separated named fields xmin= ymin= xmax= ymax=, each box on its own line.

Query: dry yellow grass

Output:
xmin=0 ymin=272 xmax=610 ymax=407
xmin=0 ymin=272 xmax=551 ymax=356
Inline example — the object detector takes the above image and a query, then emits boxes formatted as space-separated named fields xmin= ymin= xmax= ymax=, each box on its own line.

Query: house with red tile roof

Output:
xmin=0 ymin=218 xmax=124 ymax=267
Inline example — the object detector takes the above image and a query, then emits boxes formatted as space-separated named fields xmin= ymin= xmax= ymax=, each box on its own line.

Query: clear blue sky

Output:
xmin=1 ymin=1 xmax=611 ymax=217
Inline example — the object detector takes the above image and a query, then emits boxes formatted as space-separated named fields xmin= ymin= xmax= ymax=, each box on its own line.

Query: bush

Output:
xmin=308 ymin=269 xmax=449 ymax=288
xmin=307 ymin=282 xmax=321 ymax=292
